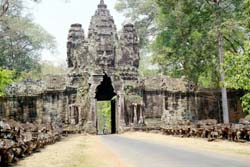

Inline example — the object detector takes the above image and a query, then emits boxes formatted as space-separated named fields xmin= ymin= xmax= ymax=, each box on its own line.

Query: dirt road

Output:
xmin=16 ymin=135 xmax=133 ymax=167
xmin=15 ymin=133 xmax=250 ymax=167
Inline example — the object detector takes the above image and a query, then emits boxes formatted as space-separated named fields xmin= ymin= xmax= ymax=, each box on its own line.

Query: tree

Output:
xmin=115 ymin=0 xmax=158 ymax=48
xmin=154 ymin=0 xmax=246 ymax=83
xmin=0 ymin=0 xmax=55 ymax=74
xmin=117 ymin=0 xmax=248 ymax=122
xmin=225 ymin=41 xmax=250 ymax=116
xmin=244 ymin=0 xmax=250 ymax=27
xmin=115 ymin=0 xmax=160 ymax=77
xmin=0 ymin=0 xmax=43 ymax=18
xmin=154 ymin=0 xmax=248 ymax=123
xmin=0 ymin=0 xmax=9 ymax=17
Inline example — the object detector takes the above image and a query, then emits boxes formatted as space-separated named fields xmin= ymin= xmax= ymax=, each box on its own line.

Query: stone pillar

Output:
xmin=90 ymin=97 xmax=97 ymax=127
xmin=6 ymin=99 xmax=10 ymax=119
xmin=65 ymin=96 xmax=69 ymax=124
xmin=162 ymin=91 xmax=166 ymax=113
xmin=87 ymin=74 xmax=103 ymax=133
xmin=78 ymin=106 xmax=82 ymax=125
xmin=69 ymin=106 xmax=75 ymax=125
xmin=139 ymin=101 xmax=145 ymax=124
xmin=57 ymin=93 xmax=64 ymax=123
xmin=133 ymin=103 xmax=138 ymax=124
xmin=117 ymin=91 xmax=125 ymax=133
xmin=36 ymin=97 xmax=43 ymax=124
xmin=23 ymin=105 xmax=29 ymax=122
xmin=195 ymin=93 xmax=198 ymax=120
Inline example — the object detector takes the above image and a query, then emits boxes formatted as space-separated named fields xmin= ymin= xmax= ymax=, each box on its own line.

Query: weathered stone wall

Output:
xmin=141 ymin=90 xmax=244 ymax=126
xmin=0 ymin=90 xmax=77 ymax=126
xmin=0 ymin=1 xmax=246 ymax=134
xmin=195 ymin=90 xmax=245 ymax=123
xmin=143 ymin=91 xmax=163 ymax=126
xmin=0 ymin=88 xmax=245 ymax=128
xmin=0 ymin=96 xmax=38 ymax=122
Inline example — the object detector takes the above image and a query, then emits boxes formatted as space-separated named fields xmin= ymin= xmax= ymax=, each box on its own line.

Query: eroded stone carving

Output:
xmin=120 ymin=23 xmax=139 ymax=68
xmin=67 ymin=24 xmax=86 ymax=71
xmin=64 ymin=0 xmax=141 ymax=132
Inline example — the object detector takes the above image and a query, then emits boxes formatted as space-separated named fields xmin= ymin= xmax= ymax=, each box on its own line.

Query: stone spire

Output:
xmin=88 ymin=0 xmax=118 ymax=68
xmin=98 ymin=0 xmax=107 ymax=9
xmin=67 ymin=24 xmax=85 ymax=69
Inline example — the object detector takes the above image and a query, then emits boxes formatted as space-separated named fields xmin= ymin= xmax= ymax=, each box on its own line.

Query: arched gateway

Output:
xmin=66 ymin=0 xmax=140 ymax=134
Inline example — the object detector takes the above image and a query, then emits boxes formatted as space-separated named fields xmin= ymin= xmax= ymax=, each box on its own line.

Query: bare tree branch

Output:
xmin=0 ymin=0 xmax=9 ymax=17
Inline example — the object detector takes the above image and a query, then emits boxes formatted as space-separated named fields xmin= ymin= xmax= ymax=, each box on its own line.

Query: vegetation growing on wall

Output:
xmin=0 ymin=67 xmax=14 ymax=96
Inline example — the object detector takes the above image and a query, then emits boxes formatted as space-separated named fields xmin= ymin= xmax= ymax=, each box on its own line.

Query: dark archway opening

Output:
xmin=96 ymin=74 xmax=116 ymax=101
xmin=96 ymin=74 xmax=117 ymax=134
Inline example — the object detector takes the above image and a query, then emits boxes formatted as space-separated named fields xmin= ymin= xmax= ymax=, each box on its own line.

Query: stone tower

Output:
xmin=66 ymin=0 xmax=140 ymax=133
xmin=88 ymin=0 xmax=119 ymax=69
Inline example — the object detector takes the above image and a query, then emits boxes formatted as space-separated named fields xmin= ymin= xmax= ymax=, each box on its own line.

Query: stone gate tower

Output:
xmin=66 ymin=0 xmax=140 ymax=133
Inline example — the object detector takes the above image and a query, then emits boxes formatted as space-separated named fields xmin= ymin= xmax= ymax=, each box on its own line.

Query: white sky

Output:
xmin=29 ymin=0 xmax=125 ymax=66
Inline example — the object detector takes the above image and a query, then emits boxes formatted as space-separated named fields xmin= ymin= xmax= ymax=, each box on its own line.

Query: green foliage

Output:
xmin=225 ymin=42 xmax=250 ymax=115
xmin=116 ymin=0 xmax=247 ymax=87
xmin=97 ymin=101 xmax=111 ymax=133
xmin=198 ymin=69 xmax=219 ymax=88
xmin=0 ymin=0 xmax=55 ymax=74
xmin=0 ymin=0 xmax=57 ymax=95
xmin=225 ymin=42 xmax=250 ymax=90
xmin=242 ymin=94 xmax=250 ymax=114
xmin=244 ymin=0 xmax=250 ymax=29
xmin=0 ymin=67 xmax=14 ymax=96
xmin=115 ymin=0 xmax=158 ymax=47
xmin=152 ymin=0 xmax=247 ymax=87
xmin=115 ymin=0 xmax=159 ymax=77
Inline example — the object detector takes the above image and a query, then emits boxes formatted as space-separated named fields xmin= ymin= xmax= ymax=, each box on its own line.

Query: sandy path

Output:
xmin=122 ymin=132 xmax=250 ymax=158
xmin=16 ymin=135 xmax=133 ymax=167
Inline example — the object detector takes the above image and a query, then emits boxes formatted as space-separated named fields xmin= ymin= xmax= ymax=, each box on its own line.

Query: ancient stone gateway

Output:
xmin=0 ymin=0 xmax=245 ymax=136
xmin=66 ymin=0 xmax=140 ymax=134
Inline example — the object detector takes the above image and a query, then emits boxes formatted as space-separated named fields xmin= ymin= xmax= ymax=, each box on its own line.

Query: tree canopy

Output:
xmin=115 ymin=0 xmax=248 ymax=87
xmin=115 ymin=0 xmax=158 ymax=48
xmin=225 ymin=42 xmax=250 ymax=115
xmin=154 ymin=0 xmax=247 ymax=86
xmin=0 ymin=0 xmax=55 ymax=73
xmin=115 ymin=0 xmax=250 ymax=118
xmin=0 ymin=0 xmax=56 ymax=95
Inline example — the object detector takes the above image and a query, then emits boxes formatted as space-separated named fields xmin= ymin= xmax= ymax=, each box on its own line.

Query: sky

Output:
xmin=29 ymin=0 xmax=125 ymax=66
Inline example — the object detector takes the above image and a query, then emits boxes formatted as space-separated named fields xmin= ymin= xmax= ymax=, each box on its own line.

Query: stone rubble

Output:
xmin=0 ymin=120 xmax=62 ymax=166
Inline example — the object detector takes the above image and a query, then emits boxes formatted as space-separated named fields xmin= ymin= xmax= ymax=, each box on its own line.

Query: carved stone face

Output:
xmin=66 ymin=0 xmax=140 ymax=83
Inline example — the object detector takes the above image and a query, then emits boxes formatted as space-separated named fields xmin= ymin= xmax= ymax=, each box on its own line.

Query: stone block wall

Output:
xmin=0 ymin=96 xmax=37 ymax=122
xmin=0 ymin=90 xmax=76 ymax=126
xmin=143 ymin=90 xmax=245 ymax=126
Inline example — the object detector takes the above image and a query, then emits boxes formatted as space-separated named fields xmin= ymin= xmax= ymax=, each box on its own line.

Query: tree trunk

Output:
xmin=215 ymin=0 xmax=229 ymax=124
xmin=218 ymin=29 xmax=229 ymax=124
